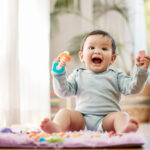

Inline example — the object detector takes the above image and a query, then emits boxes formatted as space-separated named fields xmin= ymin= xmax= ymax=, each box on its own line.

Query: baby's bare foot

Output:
xmin=121 ymin=118 xmax=139 ymax=133
xmin=40 ymin=118 xmax=61 ymax=133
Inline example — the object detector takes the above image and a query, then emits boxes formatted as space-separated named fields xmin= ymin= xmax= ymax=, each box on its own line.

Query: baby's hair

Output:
xmin=80 ymin=30 xmax=117 ymax=54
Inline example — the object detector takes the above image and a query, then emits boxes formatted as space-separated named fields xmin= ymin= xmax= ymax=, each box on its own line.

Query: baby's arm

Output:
xmin=117 ymin=51 xmax=150 ymax=95
xmin=52 ymin=57 xmax=77 ymax=98
xmin=118 ymin=50 xmax=150 ymax=95
xmin=117 ymin=67 xmax=148 ymax=95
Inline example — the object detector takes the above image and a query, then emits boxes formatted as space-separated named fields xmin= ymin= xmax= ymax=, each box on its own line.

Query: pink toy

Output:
xmin=138 ymin=50 xmax=146 ymax=60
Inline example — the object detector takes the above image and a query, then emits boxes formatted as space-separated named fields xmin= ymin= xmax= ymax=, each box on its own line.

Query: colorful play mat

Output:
xmin=0 ymin=127 xmax=145 ymax=148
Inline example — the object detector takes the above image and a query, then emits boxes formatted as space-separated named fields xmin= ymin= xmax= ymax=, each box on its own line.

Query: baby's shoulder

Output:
xmin=108 ymin=68 xmax=119 ymax=73
xmin=108 ymin=68 xmax=125 ymax=76
xmin=70 ymin=68 xmax=86 ymax=77
xmin=74 ymin=68 xmax=86 ymax=72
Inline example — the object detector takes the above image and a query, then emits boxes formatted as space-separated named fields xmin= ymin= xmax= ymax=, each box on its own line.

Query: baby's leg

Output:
xmin=40 ymin=108 xmax=85 ymax=133
xmin=102 ymin=112 xmax=139 ymax=134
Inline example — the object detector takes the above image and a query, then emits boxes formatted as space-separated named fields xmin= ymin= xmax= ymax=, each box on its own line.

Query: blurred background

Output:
xmin=0 ymin=0 xmax=149 ymax=128
xmin=0 ymin=0 xmax=50 ymax=127
xmin=50 ymin=0 xmax=150 ymax=123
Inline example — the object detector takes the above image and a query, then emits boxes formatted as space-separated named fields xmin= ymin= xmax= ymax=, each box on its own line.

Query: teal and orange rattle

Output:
xmin=53 ymin=51 xmax=71 ymax=74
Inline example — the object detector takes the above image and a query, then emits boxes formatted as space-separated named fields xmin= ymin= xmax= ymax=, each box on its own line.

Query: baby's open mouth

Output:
xmin=92 ymin=57 xmax=102 ymax=64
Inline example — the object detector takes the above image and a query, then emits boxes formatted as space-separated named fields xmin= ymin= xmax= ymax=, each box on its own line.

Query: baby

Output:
xmin=41 ymin=30 xmax=150 ymax=134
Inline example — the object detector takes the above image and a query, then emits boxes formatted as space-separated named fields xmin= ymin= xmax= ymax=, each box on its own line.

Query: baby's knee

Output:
xmin=57 ymin=108 xmax=71 ymax=115
xmin=116 ymin=112 xmax=129 ymax=119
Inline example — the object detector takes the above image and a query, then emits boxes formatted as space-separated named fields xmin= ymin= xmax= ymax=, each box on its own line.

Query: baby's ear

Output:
xmin=79 ymin=51 xmax=84 ymax=63
xmin=110 ymin=54 xmax=117 ymax=65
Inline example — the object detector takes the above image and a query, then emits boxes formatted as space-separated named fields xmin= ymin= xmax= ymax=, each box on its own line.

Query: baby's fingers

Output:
xmin=136 ymin=56 xmax=140 ymax=62
xmin=136 ymin=57 xmax=141 ymax=66
xmin=52 ymin=57 xmax=60 ymax=64
xmin=141 ymin=58 xmax=150 ymax=69
xmin=144 ymin=56 xmax=150 ymax=62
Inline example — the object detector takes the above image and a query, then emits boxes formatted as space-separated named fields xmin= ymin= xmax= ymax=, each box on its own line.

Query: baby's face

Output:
xmin=79 ymin=34 xmax=116 ymax=72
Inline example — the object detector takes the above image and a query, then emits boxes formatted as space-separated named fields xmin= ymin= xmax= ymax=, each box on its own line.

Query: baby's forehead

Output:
xmin=85 ymin=34 xmax=112 ymax=45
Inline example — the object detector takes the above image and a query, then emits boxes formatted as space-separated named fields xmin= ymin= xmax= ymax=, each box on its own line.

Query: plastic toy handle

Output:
xmin=52 ymin=51 xmax=71 ymax=74
xmin=57 ymin=51 xmax=71 ymax=70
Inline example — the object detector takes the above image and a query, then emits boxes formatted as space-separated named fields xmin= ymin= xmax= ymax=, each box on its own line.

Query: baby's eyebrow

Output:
xmin=101 ymin=43 xmax=110 ymax=47
xmin=88 ymin=42 xmax=95 ymax=45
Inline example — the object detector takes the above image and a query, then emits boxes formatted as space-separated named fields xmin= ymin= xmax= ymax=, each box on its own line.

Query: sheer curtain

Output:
xmin=127 ymin=0 xmax=147 ymax=57
xmin=0 ymin=0 xmax=50 ymax=128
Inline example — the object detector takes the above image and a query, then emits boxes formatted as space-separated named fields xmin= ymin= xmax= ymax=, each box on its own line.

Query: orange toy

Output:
xmin=57 ymin=51 xmax=71 ymax=70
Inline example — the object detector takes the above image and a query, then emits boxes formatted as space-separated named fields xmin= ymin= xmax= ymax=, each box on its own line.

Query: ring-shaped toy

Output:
xmin=53 ymin=62 xmax=65 ymax=74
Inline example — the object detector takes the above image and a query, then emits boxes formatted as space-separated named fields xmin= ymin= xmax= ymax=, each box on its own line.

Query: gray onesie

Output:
xmin=52 ymin=66 xmax=148 ymax=131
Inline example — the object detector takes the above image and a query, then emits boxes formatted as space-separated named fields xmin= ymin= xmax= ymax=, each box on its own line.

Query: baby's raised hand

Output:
xmin=136 ymin=50 xmax=150 ymax=69
xmin=52 ymin=51 xmax=71 ymax=74
xmin=52 ymin=57 xmax=61 ymax=66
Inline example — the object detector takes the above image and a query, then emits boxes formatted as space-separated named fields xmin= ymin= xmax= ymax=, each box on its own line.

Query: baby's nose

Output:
xmin=94 ymin=49 xmax=101 ymax=54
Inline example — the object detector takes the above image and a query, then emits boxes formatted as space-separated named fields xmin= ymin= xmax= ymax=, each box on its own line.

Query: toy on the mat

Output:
xmin=28 ymin=131 xmax=68 ymax=143
xmin=0 ymin=127 xmax=13 ymax=133
xmin=138 ymin=50 xmax=146 ymax=60
xmin=53 ymin=51 xmax=71 ymax=74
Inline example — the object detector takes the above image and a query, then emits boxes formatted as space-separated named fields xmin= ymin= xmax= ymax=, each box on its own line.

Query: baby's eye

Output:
xmin=89 ymin=46 xmax=95 ymax=50
xmin=102 ymin=48 xmax=107 ymax=51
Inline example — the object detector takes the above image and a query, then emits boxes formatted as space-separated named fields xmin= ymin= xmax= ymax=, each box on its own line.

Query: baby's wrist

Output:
xmin=135 ymin=65 xmax=148 ymax=75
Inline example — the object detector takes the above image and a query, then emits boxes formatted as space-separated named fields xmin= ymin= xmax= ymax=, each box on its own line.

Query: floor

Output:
xmin=137 ymin=123 xmax=150 ymax=150
xmin=0 ymin=123 xmax=149 ymax=150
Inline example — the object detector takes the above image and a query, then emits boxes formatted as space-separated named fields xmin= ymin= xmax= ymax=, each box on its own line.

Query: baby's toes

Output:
xmin=130 ymin=118 xmax=139 ymax=128
xmin=40 ymin=124 xmax=44 ymax=129
xmin=41 ymin=118 xmax=49 ymax=128
xmin=42 ymin=118 xmax=50 ymax=124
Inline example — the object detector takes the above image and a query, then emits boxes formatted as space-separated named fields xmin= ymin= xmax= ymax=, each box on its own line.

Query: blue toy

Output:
xmin=39 ymin=137 xmax=46 ymax=142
